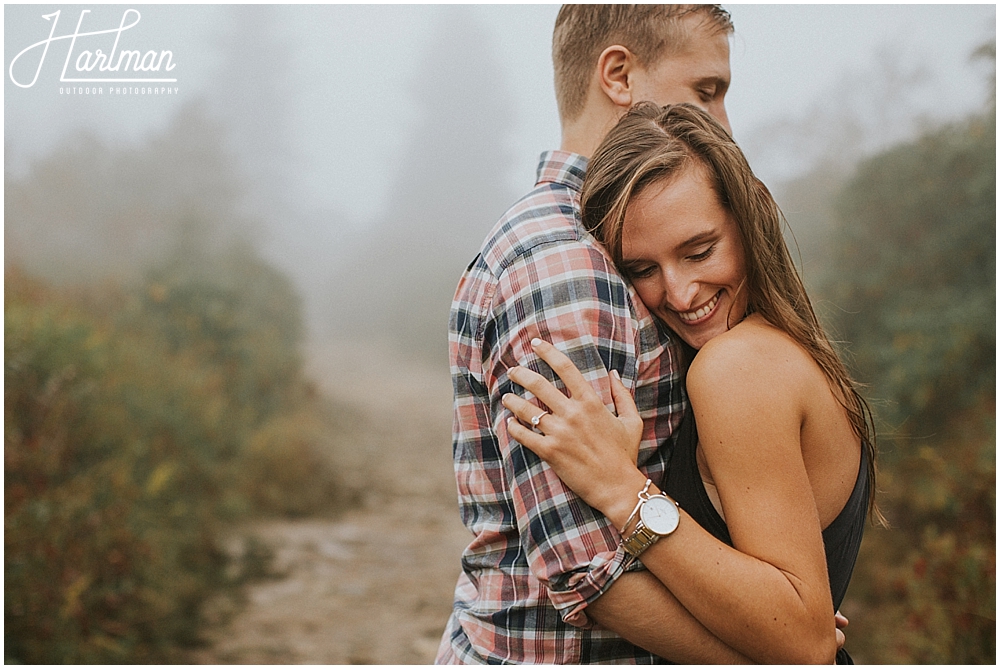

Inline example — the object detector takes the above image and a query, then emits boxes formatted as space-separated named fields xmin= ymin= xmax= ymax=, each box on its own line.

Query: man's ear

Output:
xmin=596 ymin=45 xmax=636 ymax=109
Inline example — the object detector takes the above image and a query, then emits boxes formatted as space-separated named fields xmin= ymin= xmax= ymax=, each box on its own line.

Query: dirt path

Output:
xmin=192 ymin=340 xmax=470 ymax=664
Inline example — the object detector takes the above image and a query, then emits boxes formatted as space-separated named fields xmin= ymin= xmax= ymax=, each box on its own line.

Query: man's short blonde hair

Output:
xmin=552 ymin=5 xmax=733 ymax=123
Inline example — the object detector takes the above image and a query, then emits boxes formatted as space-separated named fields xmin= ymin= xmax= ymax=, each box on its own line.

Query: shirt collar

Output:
xmin=535 ymin=150 xmax=589 ymax=192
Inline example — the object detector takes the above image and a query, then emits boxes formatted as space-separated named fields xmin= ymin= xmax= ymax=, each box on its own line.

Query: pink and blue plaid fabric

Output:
xmin=437 ymin=151 xmax=688 ymax=664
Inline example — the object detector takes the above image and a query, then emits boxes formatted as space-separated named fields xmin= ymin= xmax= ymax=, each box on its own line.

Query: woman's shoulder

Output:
xmin=687 ymin=315 xmax=817 ymax=402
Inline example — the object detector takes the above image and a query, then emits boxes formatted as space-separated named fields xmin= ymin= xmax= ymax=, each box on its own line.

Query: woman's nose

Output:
xmin=661 ymin=268 xmax=699 ymax=312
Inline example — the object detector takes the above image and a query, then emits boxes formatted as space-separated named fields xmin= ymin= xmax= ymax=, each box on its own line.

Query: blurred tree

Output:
xmin=5 ymin=270 xmax=232 ymax=663
xmin=4 ymin=102 xmax=253 ymax=287
xmin=5 ymin=100 xmax=352 ymax=661
xmin=140 ymin=238 xmax=304 ymax=426
xmin=820 ymin=110 xmax=994 ymax=437
xmin=971 ymin=39 xmax=996 ymax=104
xmin=206 ymin=5 xmax=296 ymax=216
xmin=743 ymin=47 xmax=938 ymax=188
xmin=324 ymin=6 xmax=519 ymax=362
xmin=815 ymin=100 xmax=995 ymax=662
xmin=754 ymin=39 xmax=995 ymax=284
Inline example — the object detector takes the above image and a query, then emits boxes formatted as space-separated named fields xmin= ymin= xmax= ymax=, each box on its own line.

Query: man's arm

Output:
xmin=487 ymin=241 xmax=703 ymax=649
xmin=589 ymin=571 xmax=751 ymax=664
xmin=487 ymin=241 xmax=643 ymax=622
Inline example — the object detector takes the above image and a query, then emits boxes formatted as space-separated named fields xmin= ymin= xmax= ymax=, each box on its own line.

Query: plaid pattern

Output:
xmin=437 ymin=152 xmax=688 ymax=664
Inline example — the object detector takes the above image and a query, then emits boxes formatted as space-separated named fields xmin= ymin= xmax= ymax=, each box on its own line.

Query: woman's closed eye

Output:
xmin=688 ymin=244 xmax=716 ymax=262
xmin=626 ymin=264 xmax=657 ymax=280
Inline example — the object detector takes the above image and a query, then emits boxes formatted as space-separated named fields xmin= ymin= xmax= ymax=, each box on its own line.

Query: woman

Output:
xmin=500 ymin=102 xmax=878 ymax=664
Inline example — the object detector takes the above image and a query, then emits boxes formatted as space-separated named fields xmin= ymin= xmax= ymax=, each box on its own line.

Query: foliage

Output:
xmin=847 ymin=401 xmax=994 ymax=663
xmin=819 ymin=110 xmax=995 ymax=437
xmin=5 ymin=246 xmax=349 ymax=663
xmin=814 ymin=108 xmax=995 ymax=662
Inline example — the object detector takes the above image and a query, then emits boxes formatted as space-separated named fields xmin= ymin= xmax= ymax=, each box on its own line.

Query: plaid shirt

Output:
xmin=437 ymin=152 xmax=688 ymax=664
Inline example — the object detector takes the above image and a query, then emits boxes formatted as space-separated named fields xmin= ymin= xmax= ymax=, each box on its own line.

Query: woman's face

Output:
xmin=620 ymin=164 xmax=748 ymax=350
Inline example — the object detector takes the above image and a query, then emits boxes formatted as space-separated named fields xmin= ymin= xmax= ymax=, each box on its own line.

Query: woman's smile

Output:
xmin=675 ymin=290 xmax=721 ymax=323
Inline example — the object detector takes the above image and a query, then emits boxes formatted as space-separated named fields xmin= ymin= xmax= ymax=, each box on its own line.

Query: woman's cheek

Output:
xmin=633 ymin=280 xmax=661 ymax=312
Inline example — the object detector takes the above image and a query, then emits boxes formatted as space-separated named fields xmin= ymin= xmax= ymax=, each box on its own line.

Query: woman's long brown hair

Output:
xmin=582 ymin=102 xmax=882 ymax=523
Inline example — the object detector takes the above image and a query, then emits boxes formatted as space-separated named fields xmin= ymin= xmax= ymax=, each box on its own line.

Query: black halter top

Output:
xmin=663 ymin=408 xmax=869 ymax=664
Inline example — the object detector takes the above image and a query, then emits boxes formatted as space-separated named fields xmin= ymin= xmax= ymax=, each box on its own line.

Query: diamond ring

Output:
xmin=531 ymin=411 xmax=548 ymax=427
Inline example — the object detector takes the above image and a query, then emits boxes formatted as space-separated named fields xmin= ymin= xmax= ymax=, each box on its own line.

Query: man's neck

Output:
xmin=559 ymin=130 xmax=596 ymax=159
xmin=560 ymin=108 xmax=621 ymax=159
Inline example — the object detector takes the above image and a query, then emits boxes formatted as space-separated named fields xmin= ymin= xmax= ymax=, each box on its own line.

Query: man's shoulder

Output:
xmin=477 ymin=180 xmax=590 ymax=275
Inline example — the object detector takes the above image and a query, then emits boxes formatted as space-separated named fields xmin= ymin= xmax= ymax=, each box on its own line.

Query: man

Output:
xmin=437 ymin=6 xmax=743 ymax=663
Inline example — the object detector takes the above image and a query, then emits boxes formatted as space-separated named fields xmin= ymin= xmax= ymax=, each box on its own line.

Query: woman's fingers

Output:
xmin=609 ymin=369 xmax=643 ymax=445
xmin=509 ymin=338 xmax=627 ymax=423
xmin=502 ymin=391 xmax=550 ymax=427
xmin=507 ymin=365 xmax=571 ymax=414
xmin=529 ymin=338 xmax=596 ymax=401
xmin=506 ymin=417 xmax=548 ymax=455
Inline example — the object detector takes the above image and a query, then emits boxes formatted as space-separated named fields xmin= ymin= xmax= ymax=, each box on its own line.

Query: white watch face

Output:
xmin=641 ymin=495 xmax=679 ymax=535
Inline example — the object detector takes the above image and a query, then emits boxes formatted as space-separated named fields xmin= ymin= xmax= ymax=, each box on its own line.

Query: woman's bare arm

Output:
xmin=631 ymin=327 xmax=837 ymax=663
xmin=503 ymin=334 xmax=839 ymax=664
xmin=589 ymin=570 xmax=752 ymax=664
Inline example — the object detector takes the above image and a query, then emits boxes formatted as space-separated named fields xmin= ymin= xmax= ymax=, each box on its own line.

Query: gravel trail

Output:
xmin=193 ymin=340 xmax=468 ymax=664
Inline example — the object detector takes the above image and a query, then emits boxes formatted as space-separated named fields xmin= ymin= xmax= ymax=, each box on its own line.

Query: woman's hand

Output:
xmin=501 ymin=338 xmax=646 ymax=520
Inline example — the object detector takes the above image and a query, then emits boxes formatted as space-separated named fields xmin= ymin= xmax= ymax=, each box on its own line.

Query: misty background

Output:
xmin=4 ymin=4 xmax=995 ymax=664
xmin=5 ymin=4 xmax=995 ymax=360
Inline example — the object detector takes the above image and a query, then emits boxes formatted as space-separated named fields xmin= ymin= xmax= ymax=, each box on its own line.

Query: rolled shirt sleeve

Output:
xmin=486 ymin=241 xmax=641 ymax=626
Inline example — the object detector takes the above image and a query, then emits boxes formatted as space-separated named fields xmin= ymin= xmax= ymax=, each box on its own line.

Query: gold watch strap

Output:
xmin=621 ymin=522 xmax=661 ymax=558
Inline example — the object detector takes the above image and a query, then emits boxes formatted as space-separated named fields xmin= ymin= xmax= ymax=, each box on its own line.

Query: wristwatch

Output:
xmin=621 ymin=483 xmax=680 ymax=560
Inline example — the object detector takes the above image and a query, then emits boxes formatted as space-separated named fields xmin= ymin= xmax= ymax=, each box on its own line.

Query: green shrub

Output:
xmin=816 ymin=109 xmax=995 ymax=663
xmin=5 ymin=273 xmax=221 ymax=662
xmin=5 ymin=249 xmax=348 ymax=663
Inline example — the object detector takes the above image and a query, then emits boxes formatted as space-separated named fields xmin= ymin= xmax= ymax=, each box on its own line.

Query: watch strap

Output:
xmin=621 ymin=522 xmax=661 ymax=558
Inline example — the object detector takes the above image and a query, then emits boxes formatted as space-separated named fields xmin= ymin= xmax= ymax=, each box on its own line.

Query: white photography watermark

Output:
xmin=9 ymin=8 xmax=179 ymax=96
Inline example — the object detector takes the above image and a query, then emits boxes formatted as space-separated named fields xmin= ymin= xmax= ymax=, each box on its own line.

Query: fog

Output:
xmin=5 ymin=4 xmax=996 ymax=360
